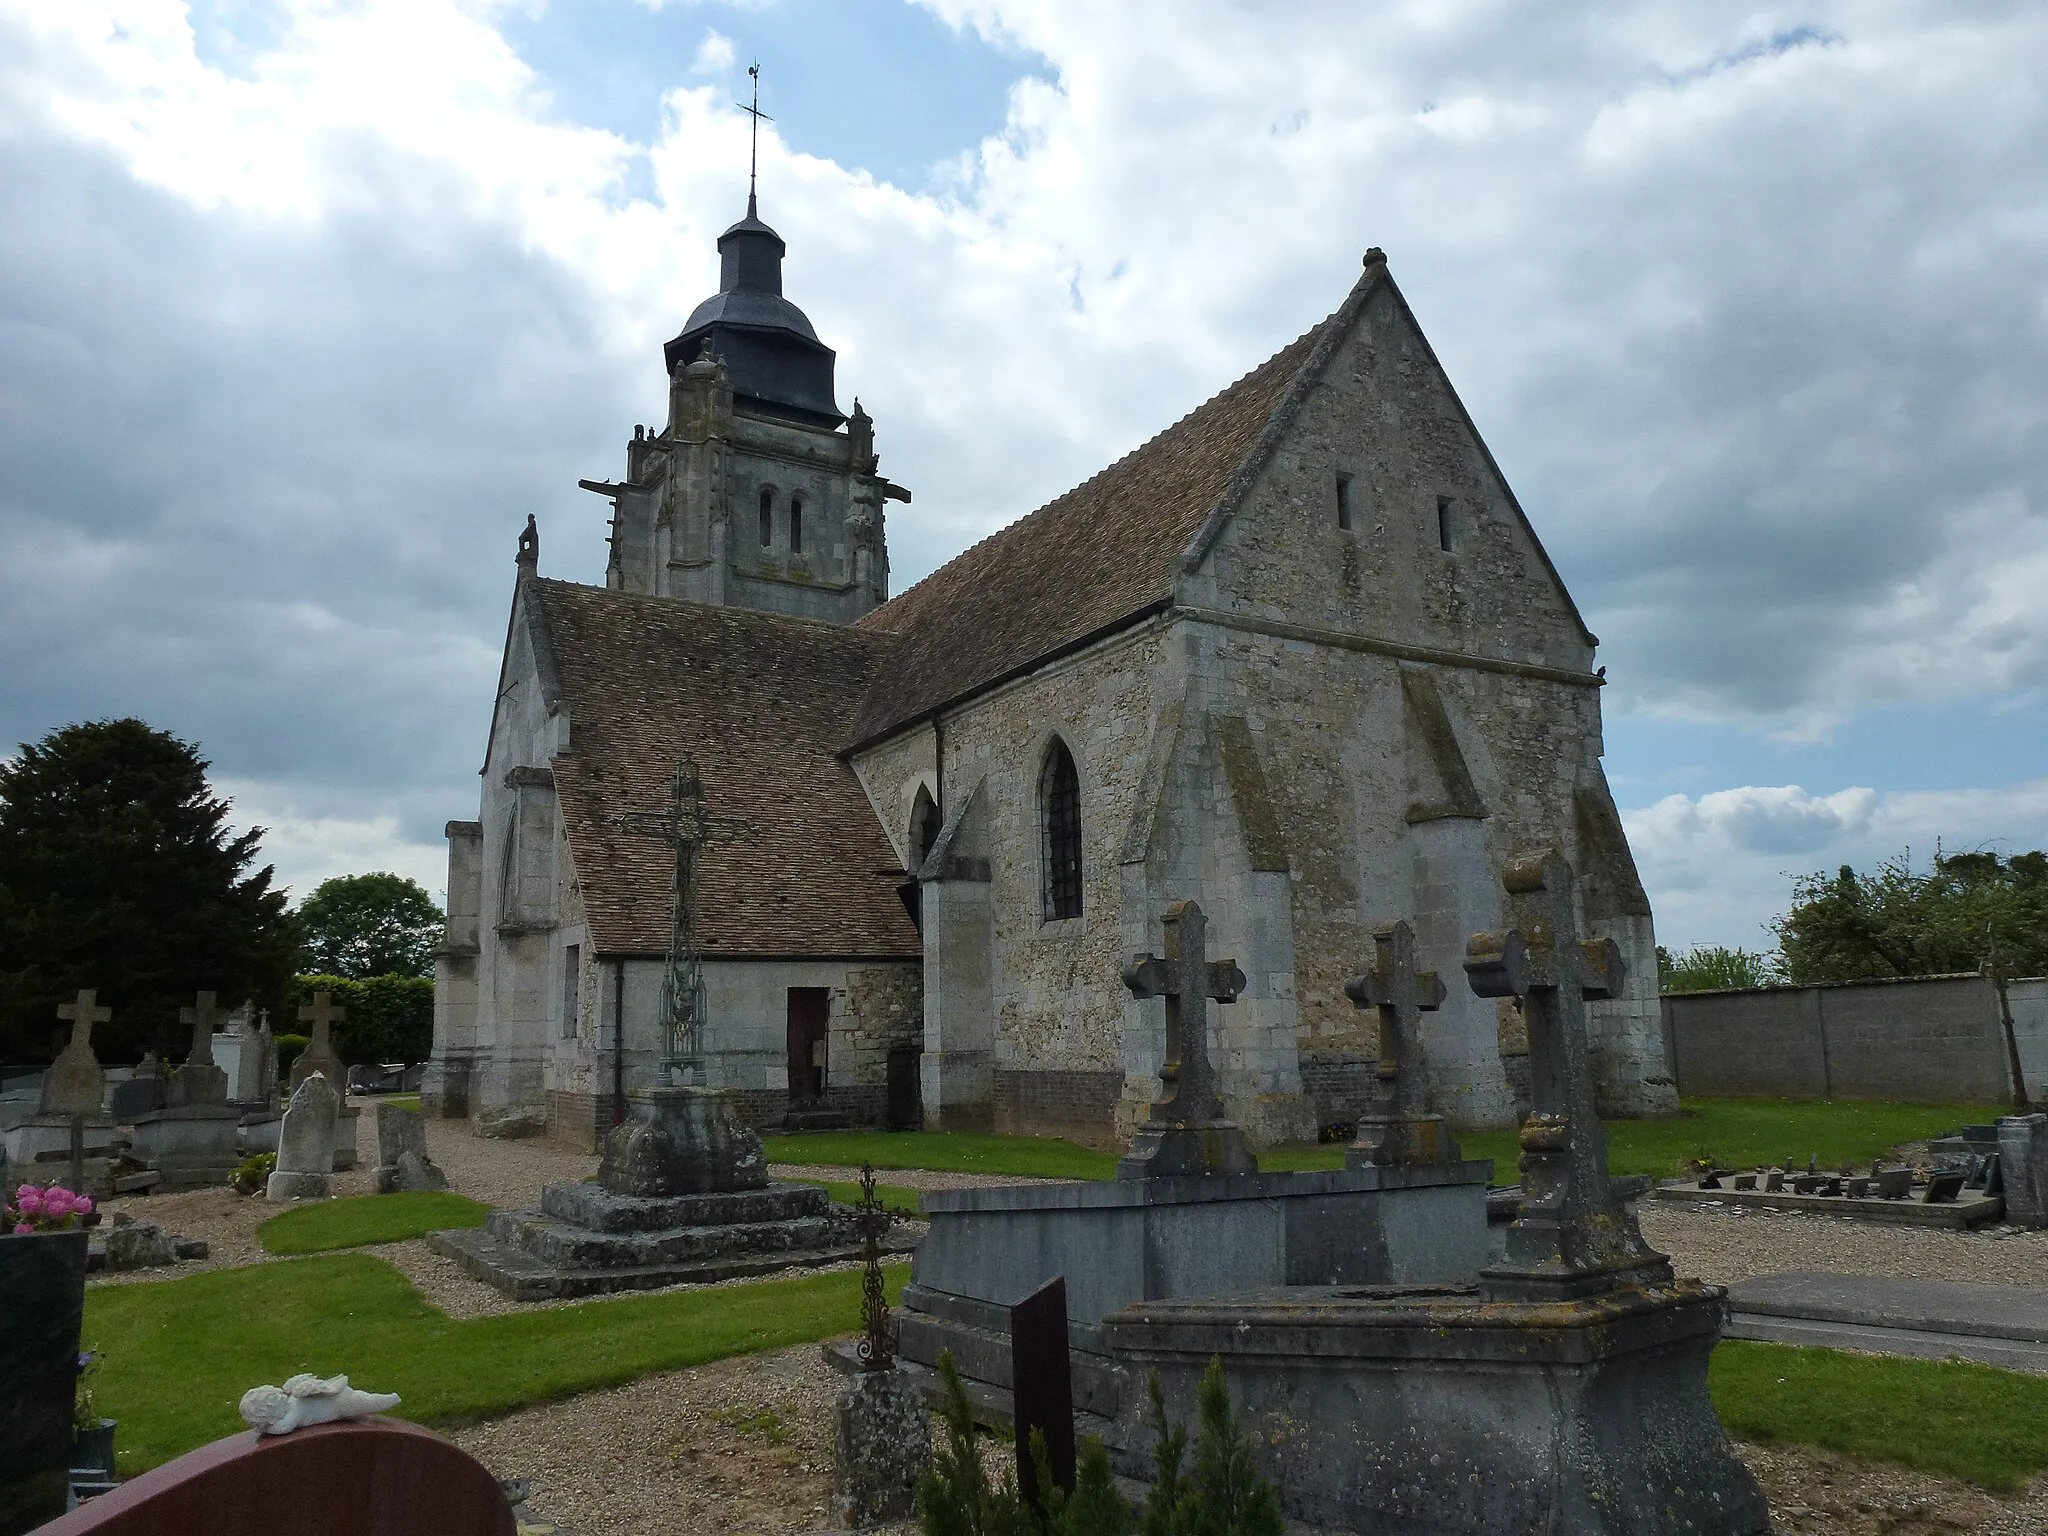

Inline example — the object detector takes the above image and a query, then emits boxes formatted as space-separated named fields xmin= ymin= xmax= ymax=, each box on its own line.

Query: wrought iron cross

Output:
xmin=737 ymin=62 xmax=773 ymax=214
xmin=611 ymin=759 xmax=759 ymax=1080
xmin=1123 ymin=900 xmax=1245 ymax=1126
xmin=57 ymin=989 xmax=111 ymax=1045
xmin=180 ymin=990 xmax=228 ymax=1066
xmin=1465 ymin=849 xmax=1669 ymax=1299
xmin=852 ymin=1161 xmax=895 ymax=1371
xmin=1343 ymin=920 xmax=1457 ymax=1166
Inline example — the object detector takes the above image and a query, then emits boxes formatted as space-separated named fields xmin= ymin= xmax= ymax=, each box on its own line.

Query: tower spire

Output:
xmin=737 ymin=62 xmax=772 ymax=219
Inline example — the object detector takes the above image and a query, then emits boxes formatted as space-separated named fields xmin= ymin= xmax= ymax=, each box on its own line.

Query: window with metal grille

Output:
xmin=1041 ymin=739 xmax=1083 ymax=920
xmin=758 ymin=486 xmax=774 ymax=547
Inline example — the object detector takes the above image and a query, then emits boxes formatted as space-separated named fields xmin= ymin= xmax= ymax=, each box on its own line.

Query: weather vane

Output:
xmin=737 ymin=62 xmax=772 ymax=215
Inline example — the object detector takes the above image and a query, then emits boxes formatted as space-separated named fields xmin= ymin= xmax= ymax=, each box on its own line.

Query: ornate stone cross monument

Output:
xmin=167 ymin=990 xmax=231 ymax=1107
xmin=1117 ymin=900 xmax=1257 ymax=1179
xmin=1465 ymin=849 xmax=1671 ymax=1300
xmin=293 ymin=991 xmax=348 ymax=1094
xmin=41 ymin=989 xmax=111 ymax=1116
xmin=1343 ymin=920 xmax=1459 ymax=1167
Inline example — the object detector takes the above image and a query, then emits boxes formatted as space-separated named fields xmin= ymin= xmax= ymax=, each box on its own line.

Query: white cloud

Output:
xmin=1 ymin=0 xmax=2045 ymax=947
xmin=690 ymin=30 xmax=735 ymax=77
xmin=1626 ymin=781 xmax=2048 ymax=954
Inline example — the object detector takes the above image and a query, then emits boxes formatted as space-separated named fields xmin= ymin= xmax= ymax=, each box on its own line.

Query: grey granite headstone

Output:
xmin=1999 ymin=1114 xmax=2048 ymax=1226
xmin=266 ymin=1072 xmax=339 ymax=1200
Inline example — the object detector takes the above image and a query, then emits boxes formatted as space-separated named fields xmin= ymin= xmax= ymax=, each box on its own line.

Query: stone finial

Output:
xmin=1343 ymin=920 xmax=1458 ymax=1167
xmin=515 ymin=513 xmax=539 ymax=569
xmin=1116 ymin=900 xmax=1257 ymax=1179
xmin=1363 ymin=246 xmax=1387 ymax=268
xmin=1465 ymin=849 xmax=1669 ymax=1300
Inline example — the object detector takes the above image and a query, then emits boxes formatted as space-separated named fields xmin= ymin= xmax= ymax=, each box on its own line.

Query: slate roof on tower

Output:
xmin=528 ymin=579 xmax=917 ymax=958
xmin=845 ymin=306 xmax=1342 ymax=749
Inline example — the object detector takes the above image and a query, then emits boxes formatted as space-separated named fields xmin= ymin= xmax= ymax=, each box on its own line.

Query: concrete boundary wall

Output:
xmin=1665 ymin=973 xmax=2048 ymax=1103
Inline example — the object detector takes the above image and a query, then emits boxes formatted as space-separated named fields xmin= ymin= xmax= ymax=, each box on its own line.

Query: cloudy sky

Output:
xmin=2 ymin=1 xmax=2044 ymax=956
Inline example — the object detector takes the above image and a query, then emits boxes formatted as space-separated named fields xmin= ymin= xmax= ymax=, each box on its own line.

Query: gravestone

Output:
xmin=1012 ymin=1276 xmax=1077 ymax=1510
xmin=4 ymin=992 xmax=117 ymax=1202
xmin=108 ymin=1075 xmax=165 ymax=1123
xmin=256 ymin=1011 xmax=280 ymax=1106
xmin=0 ymin=1227 xmax=89 ymax=1533
xmin=267 ymin=1074 xmax=340 ymax=1201
xmin=372 ymin=1103 xmax=448 ymax=1194
xmin=1343 ymin=920 xmax=1458 ymax=1167
xmin=1117 ymin=900 xmax=1257 ymax=1179
xmin=131 ymin=991 xmax=243 ymax=1189
xmin=293 ymin=993 xmax=348 ymax=1097
xmin=1998 ymin=1114 xmax=2048 ymax=1227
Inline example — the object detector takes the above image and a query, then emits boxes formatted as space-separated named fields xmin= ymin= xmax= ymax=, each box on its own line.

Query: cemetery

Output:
xmin=7 ymin=860 xmax=2048 ymax=1536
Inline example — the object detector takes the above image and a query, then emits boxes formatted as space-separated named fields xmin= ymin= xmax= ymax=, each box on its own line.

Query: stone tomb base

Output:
xmin=1103 ymin=1282 xmax=1770 ymax=1536
xmin=4 ymin=1114 xmax=118 ymax=1200
xmin=429 ymin=1181 xmax=912 ymax=1302
xmin=129 ymin=1103 xmax=241 ymax=1191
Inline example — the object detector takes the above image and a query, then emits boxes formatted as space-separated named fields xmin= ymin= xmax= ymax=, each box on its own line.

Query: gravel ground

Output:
xmin=1737 ymin=1441 xmax=2048 ymax=1535
xmin=1643 ymin=1201 xmax=2048 ymax=1288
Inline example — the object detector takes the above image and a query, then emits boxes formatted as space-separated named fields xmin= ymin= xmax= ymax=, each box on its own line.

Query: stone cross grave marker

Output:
xmin=1343 ymin=919 xmax=1459 ymax=1167
xmin=167 ymin=990 xmax=231 ymax=1107
xmin=266 ymin=1073 xmax=339 ymax=1201
xmin=40 ymin=989 xmax=111 ymax=1117
xmin=1117 ymin=900 xmax=1257 ymax=1179
xmin=1464 ymin=849 xmax=1671 ymax=1301
xmin=293 ymin=991 xmax=347 ymax=1095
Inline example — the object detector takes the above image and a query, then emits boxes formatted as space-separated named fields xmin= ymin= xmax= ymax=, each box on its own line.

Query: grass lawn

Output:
xmin=763 ymin=1128 xmax=1116 ymax=1181
xmin=260 ymin=1192 xmax=490 ymax=1255
xmin=84 ymin=1253 xmax=908 ymax=1473
xmin=1711 ymin=1339 xmax=2048 ymax=1490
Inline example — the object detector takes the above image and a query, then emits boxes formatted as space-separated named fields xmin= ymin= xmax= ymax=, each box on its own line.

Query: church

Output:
xmin=423 ymin=189 xmax=1679 ymax=1152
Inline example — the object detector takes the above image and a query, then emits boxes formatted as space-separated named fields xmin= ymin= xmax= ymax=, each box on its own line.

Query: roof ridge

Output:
xmin=859 ymin=316 xmax=1332 ymax=633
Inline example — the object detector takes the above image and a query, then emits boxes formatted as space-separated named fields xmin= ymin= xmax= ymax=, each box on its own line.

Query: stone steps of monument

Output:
xmin=538 ymin=1180 xmax=830 ymax=1232
xmin=485 ymin=1207 xmax=862 ymax=1269
xmin=425 ymin=1225 xmax=915 ymax=1303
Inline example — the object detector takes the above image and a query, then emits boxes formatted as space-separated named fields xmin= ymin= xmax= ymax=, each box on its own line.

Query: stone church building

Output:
xmin=424 ymin=193 xmax=1678 ymax=1151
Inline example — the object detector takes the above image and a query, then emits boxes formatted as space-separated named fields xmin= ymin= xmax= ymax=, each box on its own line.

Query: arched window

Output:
xmin=789 ymin=493 xmax=805 ymax=554
xmin=758 ymin=486 xmax=774 ymax=547
xmin=1040 ymin=739 xmax=1082 ymax=920
xmin=910 ymin=786 xmax=941 ymax=871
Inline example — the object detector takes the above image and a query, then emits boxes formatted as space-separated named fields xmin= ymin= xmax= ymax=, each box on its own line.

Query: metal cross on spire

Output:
xmin=611 ymin=758 xmax=759 ymax=1083
xmin=737 ymin=62 xmax=772 ymax=216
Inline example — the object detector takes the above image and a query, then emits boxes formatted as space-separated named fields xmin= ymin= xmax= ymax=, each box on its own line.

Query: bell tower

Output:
xmin=580 ymin=197 xmax=909 ymax=623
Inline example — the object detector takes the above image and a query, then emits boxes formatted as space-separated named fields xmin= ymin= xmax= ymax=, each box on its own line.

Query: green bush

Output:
xmin=274 ymin=1034 xmax=310 ymax=1079
xmin=917 ymin=1350 xmax=1281 ymax=1536
xmin=289 ymin=974 xmax=433 ymax=1065
xmin=229 ymin=1152 xmax=275 ymax=1196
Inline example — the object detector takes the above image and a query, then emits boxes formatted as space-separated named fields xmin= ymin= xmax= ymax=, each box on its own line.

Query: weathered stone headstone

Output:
xmin=1117 ymin=900 xmax=1256 ymax=1179
xmin=255 ymin=1010 xmax=279 ymax=1106
xmin=1344 ymin=919 xmax=1458 ymax=1167
xmin=292 ymin=992 xmax=348 ymax=1097
xmin=166 ymin=991 xmax=231 ymax=1108
xmin=39 ymin=989 xmax=110 ymax=1116
xmin=266 ymin=1073 xmax=340 ymax=1201
xmin=1998 ymin=1114 xmax=2048 ymax=1227
xmin=1465 ymin=849 xmax=1672 ymax=1300
xmin=372 ymin=1103 xmax=448 ymax=1194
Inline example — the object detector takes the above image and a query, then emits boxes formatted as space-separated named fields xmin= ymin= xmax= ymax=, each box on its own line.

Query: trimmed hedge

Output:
xmin=290 ymin=974 xmax=433 ymax=1065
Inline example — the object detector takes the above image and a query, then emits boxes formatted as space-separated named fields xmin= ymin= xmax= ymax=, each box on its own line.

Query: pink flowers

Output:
xmin=5 ymin=1182 xmax=94 ymax=1233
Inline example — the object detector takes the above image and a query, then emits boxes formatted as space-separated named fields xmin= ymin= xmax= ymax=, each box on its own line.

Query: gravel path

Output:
xmin=1644 ymin=1201 xmax=2048 ymax=1288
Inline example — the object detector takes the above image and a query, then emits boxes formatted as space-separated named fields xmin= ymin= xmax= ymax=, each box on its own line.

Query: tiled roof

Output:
xmin=532 ymin=580 xmax=920 ymax=959
xmin=847 ymin=314 xmax=1340 ymax=745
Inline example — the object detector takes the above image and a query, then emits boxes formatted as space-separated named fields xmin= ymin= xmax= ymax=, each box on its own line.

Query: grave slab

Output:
xmin=1726 ymin=1270 xmax=2048 ymax=1371
xmin=1652 ymin=1179 xmax=2004 ymax=1228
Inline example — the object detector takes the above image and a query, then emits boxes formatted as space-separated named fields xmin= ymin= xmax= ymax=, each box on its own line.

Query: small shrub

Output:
xmin=275 ymin=1034 xmax=310 ymax=1080
xmin=230 ymin=1153 xmax=276 ymax=1197
xmin=917 ymin=1349 xmax=1282 ymax=1536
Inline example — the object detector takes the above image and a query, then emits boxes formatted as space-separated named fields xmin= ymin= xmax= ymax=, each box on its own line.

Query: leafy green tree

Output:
xmin=1657 ymin=945 xmax=1782 ymax=994
xmin=0 ymin=718 xmax=297 ymax=1063
xmin=296 ymin=872 xmax=443 ymax=979
xmin=290 ymin=974 xmax=435 ymax=1065
xmin=1772 ymin=849 xmax=2048 ymax=984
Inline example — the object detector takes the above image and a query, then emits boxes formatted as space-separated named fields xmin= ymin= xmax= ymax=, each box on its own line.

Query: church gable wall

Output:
xmin=1187 ymin=282 xmax=1591 ymax=674
xmin=848 ymin=723 xmax=938 ymax=874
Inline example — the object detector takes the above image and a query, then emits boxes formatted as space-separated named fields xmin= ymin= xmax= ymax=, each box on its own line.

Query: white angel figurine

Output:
xmin=239 ymin=1373 xmax=401 ymax=1435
